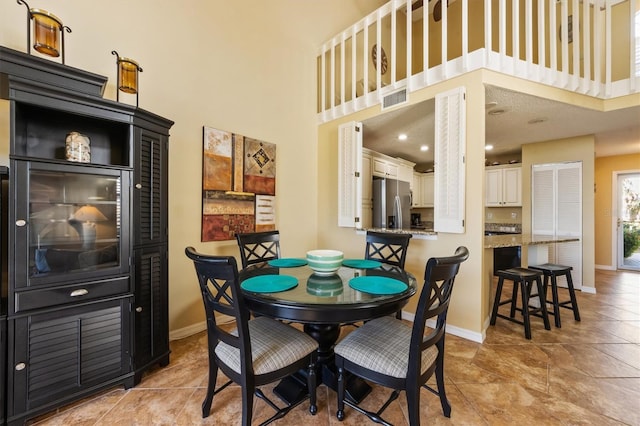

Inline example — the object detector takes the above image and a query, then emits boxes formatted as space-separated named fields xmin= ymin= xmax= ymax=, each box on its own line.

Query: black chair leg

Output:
xmin=435 ymin=348 xmax=451 ymax=417
xmin=336 ymin=366 xmax=345 ymax=421
xmin=535 ymin=277 xmax=551 ymax=330
xmin=406 ymin=384 xmax=421 ymax=425
xmin=241 ymin=383 xmax=254 ymax=426
xmin=202 ymin=362 xmax=218 ymax=418
xmin=510 ymin=280 xmax=519 ymax=318
xmin=520 ymin=280 xmax=532 ymax=339
xmin=490 ymin=277 xmax=505 ymax=325
xmin=565 ymin=271 xmax=581 ymax=321
xmin=308 ymin=359 xmax=317 ymax=415
xmin=549 ymin=274 xmax=562 ymax=327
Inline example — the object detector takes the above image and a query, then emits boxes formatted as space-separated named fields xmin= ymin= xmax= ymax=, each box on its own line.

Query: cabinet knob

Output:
xmin=16 ymin=219 xmax=27 ymax=227
xmin=70 ymin=288 xmax=89 ymax=297
xmin=136 ymin=307 xmax=143 ymax=312
xmin=15 ymin=363 xmax=26 ymax=371
xmin=135 ymin=183 xmax=142 ymax=189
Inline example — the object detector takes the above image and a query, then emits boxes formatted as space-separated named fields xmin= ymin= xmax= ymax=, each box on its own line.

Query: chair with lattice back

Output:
xmin=185 ymin=247 xmax=318 ymax=425
xmin=335 ymin=246 xmax=469 ymax=426
xmin=365 ymin=231 xmax=412 ymax=319
xmin=236 ymin=230 xmax=281 ymax=268
xmin=365 ymin=231 xmax=412 ymax=269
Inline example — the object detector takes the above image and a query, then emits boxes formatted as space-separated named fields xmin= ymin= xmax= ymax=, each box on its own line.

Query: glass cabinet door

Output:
xmin=12 ymin=161 xmax=130 ymax=288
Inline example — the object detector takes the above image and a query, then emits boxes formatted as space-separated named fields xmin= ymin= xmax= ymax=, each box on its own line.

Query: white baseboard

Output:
xmin=175 ymin=311 xmax=487 ymax=343
xmin=401 ymin=311 xmax=484 ymax=343
xmin=169 ymin=321 xmax=206 ymax=341
xmin=580 ymin=286 xmax=597 ymax=294
xmin=595 ymin=264 xmax=615 ymax=271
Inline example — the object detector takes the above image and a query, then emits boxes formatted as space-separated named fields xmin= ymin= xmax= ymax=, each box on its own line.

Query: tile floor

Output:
xmin=30 ymin=269 xmax=640 ymax=425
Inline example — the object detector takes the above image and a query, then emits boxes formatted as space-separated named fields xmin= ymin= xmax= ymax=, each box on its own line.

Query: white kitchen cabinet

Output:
xmin=397 ymin=162 xmax=414 ymax=184
xmin=370 ymin=153 xmax=415 ymax=183
xmin=485 ymin=165 xmax=522 ymax=207
xmin=421 ymin=173 xmax=434 ymax=207
xmin=372 ymin=157 xmax=398 ymax=178
xmin=412 ymin=172 xmax=422 ymax=207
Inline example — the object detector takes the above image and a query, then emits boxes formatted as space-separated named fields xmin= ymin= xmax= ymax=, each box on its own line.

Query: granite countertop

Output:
xmin=485 ymin=234 xmax=580 ymax=249
xmin=366 ymin=227 xmax=437 ymax=237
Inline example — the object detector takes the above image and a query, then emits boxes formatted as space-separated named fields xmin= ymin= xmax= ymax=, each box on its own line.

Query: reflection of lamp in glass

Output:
xmin=111 ymin=50 xmax=143 ymax=107
xmin=69 ymin=205 xmax=108 ymax=249
xmin=17 ymin=0 xmax=72 ymax=64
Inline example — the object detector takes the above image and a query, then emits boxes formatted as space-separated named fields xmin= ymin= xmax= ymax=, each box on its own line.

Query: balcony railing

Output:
xmin=317 ymin=0 xmax=638 ymax=123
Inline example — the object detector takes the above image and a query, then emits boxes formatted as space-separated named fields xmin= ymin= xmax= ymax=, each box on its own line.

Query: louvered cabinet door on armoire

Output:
xmin=132 ymin=124 xmax=171 ymax=384
xmin=7 ymin=298 xmax=132 ymax=419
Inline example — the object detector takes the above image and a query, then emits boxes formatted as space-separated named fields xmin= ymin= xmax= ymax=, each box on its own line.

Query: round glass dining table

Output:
xmin=239 ymin=260 xmax=417 ymax=404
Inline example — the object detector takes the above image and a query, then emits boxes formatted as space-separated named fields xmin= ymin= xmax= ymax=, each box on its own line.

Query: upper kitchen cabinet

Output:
xmin=421 ymin=173 xmax=434 ymax=207
xmin=371 ymin=152 xmax=414 ymax=183
xmin=372 ymin=156 xmax=398 ymax=179
xmin=486 ymin=165 xmax=522 ymax=207
xmin=412 ymin=172 xmax=422 ymax=207
xmin=412 ymin=172 xmax=434 ymax=208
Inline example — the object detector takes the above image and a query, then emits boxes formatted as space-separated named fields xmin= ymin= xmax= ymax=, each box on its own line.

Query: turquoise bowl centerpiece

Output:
xmin=306 ymin=249 xmax=343 ymax=276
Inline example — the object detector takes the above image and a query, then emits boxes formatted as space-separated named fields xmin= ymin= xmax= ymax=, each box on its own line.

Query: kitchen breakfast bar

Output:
xmin=483 ymin=233 xmax=580 ymax=328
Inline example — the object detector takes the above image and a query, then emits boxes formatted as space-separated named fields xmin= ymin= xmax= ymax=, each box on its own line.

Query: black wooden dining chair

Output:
xmin=185 ymin=247 xmax=318 ymax=425
xmin=335 ymin=246 xmax=469 ymax=426
xmin=365 ymin=230 xmax=412 ymax=319
xmin=364 ymin=230 xmax=412 ymax=269
xmin=236 ymin=230 xmax=281 ymax=268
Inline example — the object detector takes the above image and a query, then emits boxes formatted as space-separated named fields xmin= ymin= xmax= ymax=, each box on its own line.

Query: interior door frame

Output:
xmin=611 ymin=169 xmax=640 ymax=270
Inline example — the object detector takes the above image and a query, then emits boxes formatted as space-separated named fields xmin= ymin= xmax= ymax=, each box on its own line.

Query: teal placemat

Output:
xmin=268 ymin=258 xmax=307 ymax=268
xmin=349 ymin=276 xmax=407 ymax=295
xmin=342 ymin=259 xmax=382 ymax=269
xmin=241 ymin=275 xmax=298 ymax=293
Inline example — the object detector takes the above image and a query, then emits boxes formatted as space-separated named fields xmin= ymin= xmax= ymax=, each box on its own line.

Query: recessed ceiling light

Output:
xmin=528 ymin=117 xmax=547 ymax=124
xmin=485 ymin=144 xmax=494 ymax=151
xmin=420 ymin=145 xmax=429 ymax=152
xmin=398 ymin=133 xmax=407 ymax=141
xmin=488 ymin=109 xmax=506 ymax=116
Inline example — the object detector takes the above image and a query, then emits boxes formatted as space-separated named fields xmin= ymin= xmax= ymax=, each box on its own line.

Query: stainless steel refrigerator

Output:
xmin=372 ymin=177 xmax=411 ymax=229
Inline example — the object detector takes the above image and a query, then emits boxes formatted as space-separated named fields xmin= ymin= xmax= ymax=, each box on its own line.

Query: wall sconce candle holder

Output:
xmin=17 ymin=0 xmax=71 ymax=64
xmin=112 ymin=50 xmax=143 ymax=107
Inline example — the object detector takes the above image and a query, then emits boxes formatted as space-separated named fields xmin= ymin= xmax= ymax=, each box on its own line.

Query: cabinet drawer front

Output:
xmin=14 ymin=277 xmax=130 ymax=313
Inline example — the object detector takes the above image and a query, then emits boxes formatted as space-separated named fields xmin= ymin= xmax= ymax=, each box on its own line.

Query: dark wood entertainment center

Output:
xmin=0 ymin=46 xmax=173 ymax=425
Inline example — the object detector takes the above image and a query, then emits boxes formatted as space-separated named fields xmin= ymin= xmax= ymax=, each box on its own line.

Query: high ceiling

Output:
xmin=362 ymin=85 xmax=640 ymax=170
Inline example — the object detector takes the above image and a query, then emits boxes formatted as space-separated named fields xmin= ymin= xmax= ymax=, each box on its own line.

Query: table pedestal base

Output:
xmin=273 ymin=323 xmax=372 ymax=405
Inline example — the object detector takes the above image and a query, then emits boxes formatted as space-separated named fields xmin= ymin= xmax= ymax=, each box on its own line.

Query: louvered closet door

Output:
xmin=134 ymin=130 xmax=168 ymax=246
xmin=8 ymin=298 xmax=131 ymax=415
xmin=555 ymin=164 xmax=582 ymax=288
xmin=532 ymin=163 xmax=582 ymax=288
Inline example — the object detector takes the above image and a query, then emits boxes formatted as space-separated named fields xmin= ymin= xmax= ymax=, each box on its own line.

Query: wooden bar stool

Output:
xmin=528 ymin=263 xmax=580 ymax=328
xmin=490 ymin=267 xmax=551 ymax=339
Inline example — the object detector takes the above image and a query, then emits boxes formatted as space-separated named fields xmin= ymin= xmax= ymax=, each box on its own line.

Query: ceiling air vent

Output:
xmin=381 ymin=88 xmax=407 ymax=110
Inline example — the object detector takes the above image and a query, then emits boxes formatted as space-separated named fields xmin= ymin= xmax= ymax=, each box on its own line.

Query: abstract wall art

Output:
xmin=201 ymin=126 xmax=276 ymax=241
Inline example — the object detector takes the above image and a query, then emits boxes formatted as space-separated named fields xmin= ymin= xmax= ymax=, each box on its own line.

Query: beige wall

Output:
xmin=521 ymin=135 xmax=596 ymax=289
xmin=0 ymin=0 xmax=384 ymax=336
xmin=318 ymin=72 xmax=487 ymax=339
xmin=594 ymin=154 xmax=640 ymax=268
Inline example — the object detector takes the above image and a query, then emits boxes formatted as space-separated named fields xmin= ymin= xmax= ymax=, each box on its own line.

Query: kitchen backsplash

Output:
xmin=485 ymin=222 xmax=522 ymax=233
